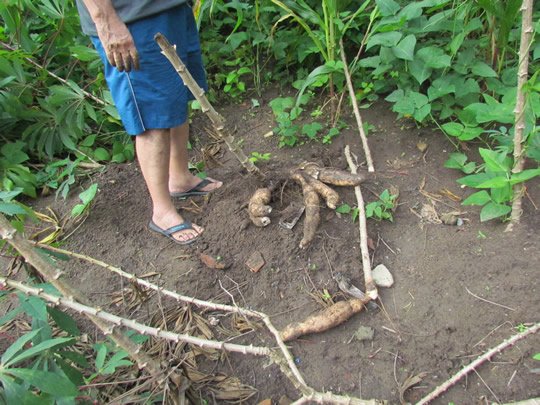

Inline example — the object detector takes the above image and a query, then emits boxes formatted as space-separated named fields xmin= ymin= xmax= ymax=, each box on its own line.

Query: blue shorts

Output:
xmin=91 ymin=4 xmax=207 ymax=135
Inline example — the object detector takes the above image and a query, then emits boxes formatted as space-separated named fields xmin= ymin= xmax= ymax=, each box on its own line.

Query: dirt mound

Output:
xmin=30 ymin=101 xmax=540 ymax=403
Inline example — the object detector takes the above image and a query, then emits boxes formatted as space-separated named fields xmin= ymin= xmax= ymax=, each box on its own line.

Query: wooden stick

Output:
xmin=416 ymin=322 xmax=539 ymax=404
xmin=506 ymin=0 xmax=534 ymax=231
xmin=0 ymin=276 xmax=270 ymax=357
xmin=35 ymin=243 xmax=307 ymax=388
xmin=0 ymin=214 xmax=164 ymax=379
xmin=340 ymin=39 xmax=374 ymax=173
xmin=344 ymin=146 xmax=378 ymax=299
xmin=154 ymin=33 xmax=263 ymax=178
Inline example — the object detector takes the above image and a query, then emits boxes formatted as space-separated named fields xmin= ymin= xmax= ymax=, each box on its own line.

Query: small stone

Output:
xmin=354 ymin=326 xmax=375 ymax=342
xmin=246 ymin=251 xmax=265 ymax=273
xmin=372 ymin=264 xmax=394 ymax=287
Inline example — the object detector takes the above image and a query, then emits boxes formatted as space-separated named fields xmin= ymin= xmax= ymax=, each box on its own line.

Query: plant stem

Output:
xmin=506 ymin=0 xmax=534 ymax=231
xmin=344 ymin=146 xmax=377 ymax=300
xmin=154 ymin=33 xmax=263 ymax=178
xmin=340 ymin=40 xmax=375 ymax=172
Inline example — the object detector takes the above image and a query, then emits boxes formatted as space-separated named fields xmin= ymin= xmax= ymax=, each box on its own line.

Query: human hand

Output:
xmin=95 ymin=16 xmax=140 ymax=72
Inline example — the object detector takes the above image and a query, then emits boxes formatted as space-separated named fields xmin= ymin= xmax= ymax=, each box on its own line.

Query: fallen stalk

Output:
xmin=340 ymin=40 xmax=374 ymax=173
xmin=345 ymin=146 xmax=377 ymax=299
xmin=0 ymin=276 xmax=271 ymax=356
xmin=416 ymin=322 xmax=539 ymax=404
xmin=154 ymin=33 xmax=262 ymax=178
xmin=35 ymin=242 xmax=307 ymax=388
xmin=0 ymin=214 xmax=164 ymax=380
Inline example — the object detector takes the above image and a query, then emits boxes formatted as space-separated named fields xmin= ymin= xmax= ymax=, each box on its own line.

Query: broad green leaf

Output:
xmin=416 ymin=46 xmax=451 ymax=69
xmin=336 ymin=204 xmax=352 ymax=214
xmin=385 ymin=89 xmax=404 ymax=103
xmin=414 ymin=104 xmax=431 ymax=122
xmin=457 ymin=172 xmax=497 ymax=188
xmin=409 ymin=58 xmax=432 ymax=85
xmin=1 ymin=328 xmax=42 ymax=365
xmin=301 ymin=122 xmax=323 ymax=139
xmin=510 ymin=168 xmax=540 ymax=184
xmin=375 ymin=0 xmax=400 ymax=16
xmin=480 ymin=202 xmax=511 ymax=222
xmin=471 ymin=61 xmax=498 ymax=78
xmin=479 ymin=148 xmax=509 ymax=172
xmin=398 ymin=2 xmax=423 ymax=20
xmin=476 ymin=176 xmax=509 ymax=189
xmin=79 ymin=184 xmax=98 ymax=205
xmin=458 ymin=126 xmax=483 ymax=141
xmin=93 ymin=147 xmax=110 ymax=161
xmin=462 ymin=191 xmax=491 ymax=206
xmin=366 ymin=32 xmax=402 ymax=50
xmin=392 ymin=34 xmax=416 ymax=61
xmin=6 ymin=368 xmax=78 ymax=397
xmin=428 ymin=77 xmax=456 ymax=100
xmin=5 ymin=337 xmax=74 ymax=367
xmin=0 ymin=202 xmax=28 ymax=216
xmin=442 ymin=122 xmax=464 ymax=137
xmin=444 ymin=152 xmax=467 ymax=169
xmin=0 ymin=307 xmax=23 ymax=327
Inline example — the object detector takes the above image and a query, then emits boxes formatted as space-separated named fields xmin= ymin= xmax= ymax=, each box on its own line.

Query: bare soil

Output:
xmin=26 ymin=99 xmax=540 ymax=404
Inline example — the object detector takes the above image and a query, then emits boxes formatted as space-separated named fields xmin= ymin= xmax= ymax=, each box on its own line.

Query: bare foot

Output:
xmin=151 ymin=210 xmax=203 ymax=244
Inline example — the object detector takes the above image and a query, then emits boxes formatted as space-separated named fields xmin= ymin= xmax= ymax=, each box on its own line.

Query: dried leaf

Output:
xmin=399 ymin=372 xmax=428 ymax=404
xmin=416 ymin=141 xmax=428 ymax=153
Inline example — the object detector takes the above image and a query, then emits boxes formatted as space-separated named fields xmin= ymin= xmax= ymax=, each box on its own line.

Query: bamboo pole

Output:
xmin=417 ymin=322 xmax=539 ymax=404
xmin=340 ymin=39 xmax=375 ymax=173
xmin=506 ymin=0 xmax=534 ymax=231
xmin=345 ymin=146 xmax=377 ymax=299
xmin=0 ymin=277 xmax=271 ymax=357
xmin=0 ymin=214 xmax=164 ymax=379
xmin=154 ymin=33 xmax=263 ymax=178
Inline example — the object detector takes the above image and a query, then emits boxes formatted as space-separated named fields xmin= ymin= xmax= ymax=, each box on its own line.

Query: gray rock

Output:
xmin=354 ymin=326 xmax=375 ymax=342
xmin=372 ymin=264 xmax=394 ymax=287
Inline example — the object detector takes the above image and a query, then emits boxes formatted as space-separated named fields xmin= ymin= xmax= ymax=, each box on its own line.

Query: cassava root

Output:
xmin=248 ymin=188 xmax=272 ymax=227
xmin=280 ymin=298 xmax=369 ymax=342
xmin=291 ymin=171 xmax=321 ymax=249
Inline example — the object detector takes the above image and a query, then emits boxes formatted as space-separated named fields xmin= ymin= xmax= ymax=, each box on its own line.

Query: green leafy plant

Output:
xmin=365 ymin=189 xmax=397 ymax=222
xmin=248 ymin=152 xmax=271 ymax=163
xmin=71 ymin=183 xmax=98 ymax=217
xmin=457 ymin=149 xmax=540 ymax=222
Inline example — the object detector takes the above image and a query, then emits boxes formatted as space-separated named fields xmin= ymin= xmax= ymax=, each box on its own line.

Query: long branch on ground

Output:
xmin=506 ymin=0 xmax=534 ymax=231
xmin=416 ymin=322 xmax=539 ymax=404
xmin=0 ymin=214 xmax=385 ymax=403
xmin=0 ymin=214 xmax=165 ymax=381
xmin=344 ymin=145 xmax=377 ymax=299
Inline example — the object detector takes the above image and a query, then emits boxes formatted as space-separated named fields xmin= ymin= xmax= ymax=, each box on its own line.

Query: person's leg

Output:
xmin=168 ymin=123 xmax=222 ymax=194
xmin=135 ymin=129 xmax=203 ymax=242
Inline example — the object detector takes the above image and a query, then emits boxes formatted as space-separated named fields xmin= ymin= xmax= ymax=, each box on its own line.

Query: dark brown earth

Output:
xmin=23 ymin=99 xmax=540 ymax=404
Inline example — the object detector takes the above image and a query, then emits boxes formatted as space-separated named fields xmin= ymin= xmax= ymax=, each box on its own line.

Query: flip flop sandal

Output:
xmin=170 ymin=178 xmax=216 ymax=199
xmin=148 ymin=220 xmax=201 ymax=245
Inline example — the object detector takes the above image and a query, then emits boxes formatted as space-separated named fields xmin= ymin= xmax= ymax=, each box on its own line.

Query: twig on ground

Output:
xmin=506 ymin=0 xmax=534 ymax=231
xmin=0 ymin=276 xmax=271 ymax=356
xmin=465 ymin=287 xmax=516 ymax=312
xmin=344 ymin=146 xmax=377 ymax=299
xmin=340 ymin=40 xmax=374 ymax=172
xmin=416 ymin=322 xmax=539 ymax=404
